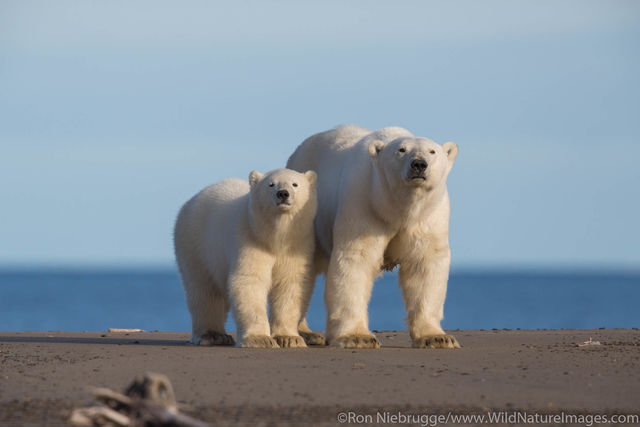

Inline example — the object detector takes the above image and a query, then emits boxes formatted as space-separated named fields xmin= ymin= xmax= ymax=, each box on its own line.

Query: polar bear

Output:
xmin=287 ymin=125 xmax=460 ymax=349
xmin=174 ymin=168 xmax=317 ymax=348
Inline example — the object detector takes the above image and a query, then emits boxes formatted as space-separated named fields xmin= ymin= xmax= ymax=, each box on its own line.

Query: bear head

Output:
xmin=368 ymin=136 xmax=458 ymax=192
xmin=248 ymin=168 xmax=317 ymax=215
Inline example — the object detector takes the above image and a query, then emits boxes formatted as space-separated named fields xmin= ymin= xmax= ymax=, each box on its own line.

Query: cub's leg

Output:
xmin=180 ymin=264 xmax=235 ymax=346
xmin=229 ymin=250 xmax=279 ymax=348
xmin=269 ymin=258 xmax=312 ymax=348
xmin=398 ymin=246 xmax=460 ymax=349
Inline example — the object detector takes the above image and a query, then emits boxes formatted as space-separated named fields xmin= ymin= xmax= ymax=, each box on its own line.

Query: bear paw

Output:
xmin=194 ymin=331 xmax=235 ymax=346
xmin=273 ymin=335 xmax=307 ymax=348
xmin=299 ymin=330 xmax=327 ymax=346
xmin=241 ymin=335 xmax=280 ymax=348
xmin=412 ymin=334 xmax=460 ymax=349
xmin=332 ymin=334 xmax=380 ymax=349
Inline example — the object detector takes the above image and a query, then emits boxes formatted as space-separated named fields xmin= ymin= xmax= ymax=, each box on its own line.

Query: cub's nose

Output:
xmin=411 ymin=159 xmax=427 ymax=173
xmin=276 ymin=189 xmax=290 ymax=201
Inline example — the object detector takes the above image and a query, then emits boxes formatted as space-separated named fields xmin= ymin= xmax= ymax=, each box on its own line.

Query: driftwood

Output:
xmin=69 ymin=372 xmax=208 ymax=427
xmin=577 ymin=337 xmax=601 ymax=347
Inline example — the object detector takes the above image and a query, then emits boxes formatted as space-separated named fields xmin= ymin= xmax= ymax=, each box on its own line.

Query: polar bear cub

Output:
xmin=174 ymin=168 xmax=317 ymax=348
xmin=287 ymin=125 xmax=459 ymax=349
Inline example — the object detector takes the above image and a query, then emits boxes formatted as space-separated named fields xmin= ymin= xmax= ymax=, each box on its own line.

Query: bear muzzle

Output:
xmin=275 ymin=189 xmax=294 ymax=211
xmin=276 ymin=189 xmax=290 ymax=202
xmin=407 ymin=158 xmax=428 ymax=182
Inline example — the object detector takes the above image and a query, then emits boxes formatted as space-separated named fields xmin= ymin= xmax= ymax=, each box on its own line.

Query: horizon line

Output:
xmin=0 ymin=263 xmax=638 ymax=275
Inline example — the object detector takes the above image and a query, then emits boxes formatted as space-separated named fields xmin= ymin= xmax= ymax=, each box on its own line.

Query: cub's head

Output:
xmin=248 ymin=168 xmax=317 ymax=215
xmin=368 ymin=136 xmax=458 ymax=191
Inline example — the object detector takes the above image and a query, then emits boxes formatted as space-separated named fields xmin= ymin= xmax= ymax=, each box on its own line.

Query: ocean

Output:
xmin=0 ymin=269 xmax=638 ymax=333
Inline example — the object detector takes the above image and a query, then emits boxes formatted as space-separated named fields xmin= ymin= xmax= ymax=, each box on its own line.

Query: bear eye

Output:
xmin=269 ymin=183 xmax=275 ymax=187
xmin=398 ymin=148 xmax=406 ymax=153
xmin=430 ymin=150 xmax=436 ymax=154
xmin=292 ymin=183 xmax=298 ymax=187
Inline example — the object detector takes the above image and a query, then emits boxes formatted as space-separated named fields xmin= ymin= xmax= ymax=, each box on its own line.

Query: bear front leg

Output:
xmin=269 ymin=259 xmax=310 ymax=349
xmin=229 ymin=251 xmax=279 ymax=348
xmin=399 ymin=244 xmax=460 ymax=349
xmin=325 ymin=236 xmax=388 ymax=349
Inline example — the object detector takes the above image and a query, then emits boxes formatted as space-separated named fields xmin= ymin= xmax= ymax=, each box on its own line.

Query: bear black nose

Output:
xmin=276 ymin=189 xmax=289 ymax=200
xmin=411 ymin=159 xmax=428 ymax=173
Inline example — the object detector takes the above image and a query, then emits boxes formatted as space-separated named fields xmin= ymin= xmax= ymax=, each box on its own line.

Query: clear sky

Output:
xmin=1 ymin=1 xmax=639 ymax=269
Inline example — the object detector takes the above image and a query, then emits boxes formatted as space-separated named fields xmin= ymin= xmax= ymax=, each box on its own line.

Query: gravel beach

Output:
xmin=1 ymin=329 xmax=638 ymax=425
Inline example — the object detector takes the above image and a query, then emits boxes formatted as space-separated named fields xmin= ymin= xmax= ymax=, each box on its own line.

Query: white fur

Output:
xmin=287 ymin=125 xmax=459 ymax=348
xmin=174 ymin=168 xmax=317 ymax=347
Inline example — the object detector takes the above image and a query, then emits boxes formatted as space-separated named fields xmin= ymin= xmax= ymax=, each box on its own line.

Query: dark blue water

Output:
xmin=0 ymin=269 xmax=638 ymax=332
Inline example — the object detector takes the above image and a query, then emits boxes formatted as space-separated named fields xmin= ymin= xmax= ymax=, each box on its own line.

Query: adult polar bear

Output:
xmin=287 ymin=125 xmax=460 ymax=349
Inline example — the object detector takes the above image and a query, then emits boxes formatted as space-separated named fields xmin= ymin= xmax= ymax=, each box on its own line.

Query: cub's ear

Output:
xmin=304 ymin=170 xmax=317 ymax=186
xmin=248 ymin=170 xmax=263 ymax=188
xmin=368 ymin=140 xmax=385 ymax=158
xmin=442 ymin=142 xmax=458 ymax=164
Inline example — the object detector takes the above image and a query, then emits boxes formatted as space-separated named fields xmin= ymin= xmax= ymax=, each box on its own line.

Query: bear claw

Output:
xmin=273 ymin=335 xmax=307 ymax=348
xmin=299 ymin=331 xmax=327 ymax=346
xmin=194 ymin=331 xmax=235 ymax=346
xmin=413 ymin=334 xmax=460 ymax=349
xmin=241 ymin=335 xmax=280 ymax=348
xmin=332 ymin=334 xmax=380 ymax=349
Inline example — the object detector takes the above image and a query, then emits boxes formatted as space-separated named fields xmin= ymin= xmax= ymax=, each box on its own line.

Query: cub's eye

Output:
xmin=398 ymin=148 xmax=406 ymax=153
xmin=292 ymin=183 xmax=298 ymax=187
xmin=269 ymin=183 xmax=275 ymax=187
xmin=430 ymin=150 xmax=436 ymax=154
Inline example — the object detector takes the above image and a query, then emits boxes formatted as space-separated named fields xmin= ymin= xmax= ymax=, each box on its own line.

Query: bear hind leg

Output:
xmin=298 ymin=319 xmax=326 ymax=346
xmin=296 ymin=262 xmax=326 ymax=346
xmin=184 ymin=271 xmax=234 ymax=346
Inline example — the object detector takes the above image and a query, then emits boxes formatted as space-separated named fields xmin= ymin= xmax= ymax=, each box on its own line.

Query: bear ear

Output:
xmin=304 ymin=170 xmax=317 ymax=186
xmin=368 ymin=140 xmax=385 ymax=158
xmin=442 ymin=142 xmax=458 ymax=164
xmin=248 ymin=170 xmax=263 ymax=188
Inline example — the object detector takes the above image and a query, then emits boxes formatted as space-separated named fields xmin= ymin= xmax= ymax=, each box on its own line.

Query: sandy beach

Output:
xmin=1 ymin=329 xmax=638 ymax=425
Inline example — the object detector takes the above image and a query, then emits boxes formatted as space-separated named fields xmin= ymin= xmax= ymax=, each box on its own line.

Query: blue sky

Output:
xmin=1 ymin=1 xmax=639 ymax=268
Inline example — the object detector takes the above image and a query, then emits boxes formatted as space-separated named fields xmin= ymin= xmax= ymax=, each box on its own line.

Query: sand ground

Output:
xmin=1 ymin=329 xmax=639 ymax=426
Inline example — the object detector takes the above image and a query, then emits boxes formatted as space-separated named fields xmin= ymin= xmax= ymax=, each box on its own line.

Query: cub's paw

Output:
xmin=241 ymin=335 xmax=280 ymax=348
xmin=299 ymin=330 xmax=327 ymax=346
xmin=332 ymin=334 xmax=380 ymax=349
xmin=413 ymin=334 xmax=460 ymax=349
xmin=273 ymin=335 xmax=307 ymax=348
xmin=193 ymin=331 xmax=235 ymax=346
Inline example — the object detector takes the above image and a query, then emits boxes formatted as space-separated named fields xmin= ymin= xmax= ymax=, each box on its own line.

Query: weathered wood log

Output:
xmin=69 ymin=406 xmax=131 ymax=426
xmin=69 ymin=372 xmax=208 ymax=427
xmin=124 ymin=373 xmax=176 ymax=406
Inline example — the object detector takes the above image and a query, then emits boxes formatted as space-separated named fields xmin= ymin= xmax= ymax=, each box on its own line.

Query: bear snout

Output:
xmin=410 ymin=159 xmax=428 ymax=175
xmin=276 ymin=189 xmax=290 ymax=203
xmin=411 ymin=159 xmax=427 ymax=172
